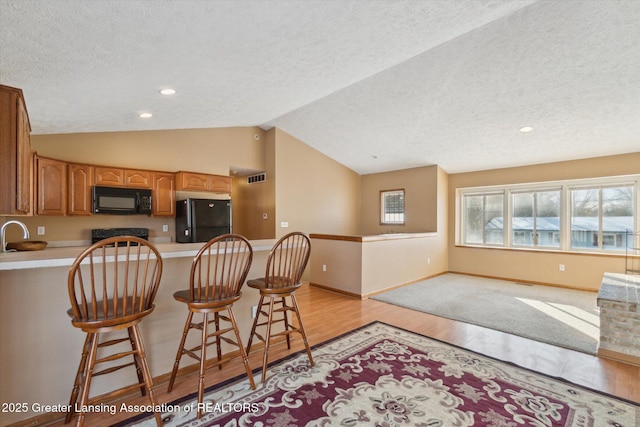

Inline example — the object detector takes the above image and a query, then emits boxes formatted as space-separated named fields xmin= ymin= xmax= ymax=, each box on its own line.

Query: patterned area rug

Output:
xmin=121 ymin=322 xmax=637 ymax=426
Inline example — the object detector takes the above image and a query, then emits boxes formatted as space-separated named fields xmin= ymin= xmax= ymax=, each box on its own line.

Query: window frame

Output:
xmin=456 ymin=175 xmax=639 ymax=254
xmin=380 ymin=189 xmax=406 ymax=225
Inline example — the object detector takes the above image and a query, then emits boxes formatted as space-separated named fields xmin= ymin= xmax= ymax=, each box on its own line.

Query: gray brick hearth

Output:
xmin=597 ymin=273 xmax=640 ymax=365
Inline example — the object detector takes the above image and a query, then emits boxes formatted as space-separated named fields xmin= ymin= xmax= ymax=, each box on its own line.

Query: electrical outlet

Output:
xmin=162 ymin=224 xmax=169 ymax=232
xmin=427 ymin=257 xmax=431 ymax=265
xmin=262 ymin=213 xmax=268 ymax=220
xmin=37 ymin=226 xmax=45 ymax=235
xmin=251 ymin=305 xmax=258 ymax=319
xmin=322 ymin=264 xmax=327 ymax=272
xmin=559 ymin=264 xmax=565 ymax=271
xmin=281 ymin=221 xmax=289 ymax=228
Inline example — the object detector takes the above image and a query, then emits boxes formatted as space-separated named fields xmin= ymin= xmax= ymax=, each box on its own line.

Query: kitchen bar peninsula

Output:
xmin=309 ymin=232 xmax=444 ymax=299
xmin=0 ymin=239 xmax=275 ymax=426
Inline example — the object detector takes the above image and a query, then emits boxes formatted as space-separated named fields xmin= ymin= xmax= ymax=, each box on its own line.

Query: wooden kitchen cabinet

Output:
xmin=209 ymin=174 xmax=232 ymax=193
xmin=175 ymin=171 xmax=208 ymax=191
xmin=68 ymin=163 xmax=94 ymax=215
xmin=175 ymin=171 xmax=232 ymax=194
xmin=36 ymin=156 xmax=67 ymax=215
xmin=95 ymin=166 xmax=124 ymax=187
xmin=152 ymin=172 xmax=175 ymax=216
xmin=125 ymin=169 xmax=152 ymax=188
xmin=0 ymin=85 xmax=32 ymax=215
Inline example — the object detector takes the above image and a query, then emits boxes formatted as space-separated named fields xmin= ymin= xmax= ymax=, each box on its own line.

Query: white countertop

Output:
xmin=0 ymin=239 xmax=277 ymax=271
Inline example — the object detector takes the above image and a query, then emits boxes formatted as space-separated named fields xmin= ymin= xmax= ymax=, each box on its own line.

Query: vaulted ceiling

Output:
xmin=1 ymin=0 xmax=638 ymax=174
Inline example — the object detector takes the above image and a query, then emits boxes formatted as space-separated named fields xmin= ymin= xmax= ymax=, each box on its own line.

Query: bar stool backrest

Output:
xmin=264 ymin=232 xmax=311 ymax=290
xmin=190 ymin=234 xmax=253 ymax=302
xmin=68 ymin=236 xmax=163 ymax=327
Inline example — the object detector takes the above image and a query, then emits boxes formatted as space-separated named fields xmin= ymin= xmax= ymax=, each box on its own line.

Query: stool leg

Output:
xmin=291 ymin=294 xmax=314 ymax=367
xmin=227 ymin=307 xmax=256 ymax=390
xmin=128 ymin=327 xmax=146 ymax=396
xmin=282 ymin=297 xmax=291 ymax=349
xmin=130 ymin=325 xmax=162 ymax=427
xmin=197 ymin=312 xmax=209 ymax=419
xmin=76 ymin=332 xmax=99 ymax=427
xmin=245 ymin=295 xmax=264 ymax=354
xmin=261 ymin=297 xmax=276 ymax=383
xmin=65 ymin=334 xmax=91 ymax=424
xmin=214 ymin=312 xmax=222 ymax=370
xmin=168 ymin=311 xmax=194 ymax=392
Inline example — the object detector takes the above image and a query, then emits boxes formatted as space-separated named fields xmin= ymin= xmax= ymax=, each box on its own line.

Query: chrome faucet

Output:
xmin=1 ymin=220 xmax=30 ymax=252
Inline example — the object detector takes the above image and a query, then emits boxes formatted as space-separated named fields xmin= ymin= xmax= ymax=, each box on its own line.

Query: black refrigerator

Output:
xmin=175 ymin=198 xmax=232 ymax=243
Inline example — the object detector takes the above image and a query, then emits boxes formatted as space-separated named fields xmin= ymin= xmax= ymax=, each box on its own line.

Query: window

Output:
xmin=570 ymin=184 xmax=634 ymax=251
xmin=457 ymin=176 xmax=638 ymax=253
xmin=511 ymin=189 xmax=561 ymax=248
xmin=462 ymin=192 xmax=504 ymax=245
xmin=381 ymin=189 xmax=405 ymax=224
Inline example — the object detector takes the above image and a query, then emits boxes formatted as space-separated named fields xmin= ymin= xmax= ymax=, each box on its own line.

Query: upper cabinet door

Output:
xmin=0 ymin=85 xmax=32 ymax=215
xmin=68 ymin=163 xmax=94 ymax=216
xmin=175 ymin=171 xmax=209 ymax=191
xmin=95 ymin=166 xmax=124 ymax=186
xmin=209 ymin=175 xmax=232 ymax=194
xmin=152 ymin=172 xmax=175 ymax=217
xmin=16 ymin=95 xmax=32 ymax=213
xmin=125 ymin=169 xmax=152 ymax=189
xmin=37 ymin=156 xmax=67 ymax=215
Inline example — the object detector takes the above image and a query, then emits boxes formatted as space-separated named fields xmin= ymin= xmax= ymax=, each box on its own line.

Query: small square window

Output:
xmin=381 ymin=189 xmax=405 ymax=224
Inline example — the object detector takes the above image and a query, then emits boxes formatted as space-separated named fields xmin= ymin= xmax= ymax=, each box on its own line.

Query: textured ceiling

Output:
xmin=1 ymin=0 xmax=639 ymax=174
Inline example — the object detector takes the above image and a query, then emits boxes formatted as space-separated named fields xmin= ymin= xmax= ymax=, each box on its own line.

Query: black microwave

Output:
xmin=93 ymin=186 xmax=152 ymax=215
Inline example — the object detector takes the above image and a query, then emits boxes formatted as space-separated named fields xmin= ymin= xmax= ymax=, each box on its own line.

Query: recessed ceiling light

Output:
xmin=519 ymin=126 xmax=534 ymax=133
xmin=159 ymin=88 xmax=176 ymax=95
xmin=139 ymin=112 xmax=153 ymax=118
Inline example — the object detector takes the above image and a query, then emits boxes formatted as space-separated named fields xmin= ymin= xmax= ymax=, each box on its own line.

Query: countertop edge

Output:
xmin=0 ymin=239 xmax=277 ymax=271
xmin=309 ymin=232 xmax=437 ymax=243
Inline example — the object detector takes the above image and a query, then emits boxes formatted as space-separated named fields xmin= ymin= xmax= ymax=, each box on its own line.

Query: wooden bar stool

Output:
xmin=167 ymin=234 xmax=256 ymax=419
xmin=65 ymin=236 xmax=163 ymax=427
xmin=245 ymin=232 xmax=314 ymax=383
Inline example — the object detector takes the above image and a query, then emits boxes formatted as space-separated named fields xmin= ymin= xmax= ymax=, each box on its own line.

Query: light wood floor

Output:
xmin=38 ymin=284 xmax=639 ymax=426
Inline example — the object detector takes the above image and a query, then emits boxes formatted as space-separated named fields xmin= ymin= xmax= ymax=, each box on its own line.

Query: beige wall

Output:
xmin=448 ymin=152 xmax=640 ymax=291
xmin=232 ymin=175 xmax=275 ymax=240
xmin=310 ymin=165 xmax=449 ymax=297
xmin=31 ymin=127 xmax=265 ymax=175
xmin=271 ymin=128 xmax=361 ymax=238
xmin=360 ymin=165 xmax=438 ymax=235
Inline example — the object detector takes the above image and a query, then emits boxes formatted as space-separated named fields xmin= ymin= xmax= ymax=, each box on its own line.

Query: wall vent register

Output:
xmin=247 ymin=173 xmax=266 ymax=184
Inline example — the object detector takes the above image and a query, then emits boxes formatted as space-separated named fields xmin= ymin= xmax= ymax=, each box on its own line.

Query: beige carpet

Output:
xmin=372 ymin=273 xmax=599 ymax=354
